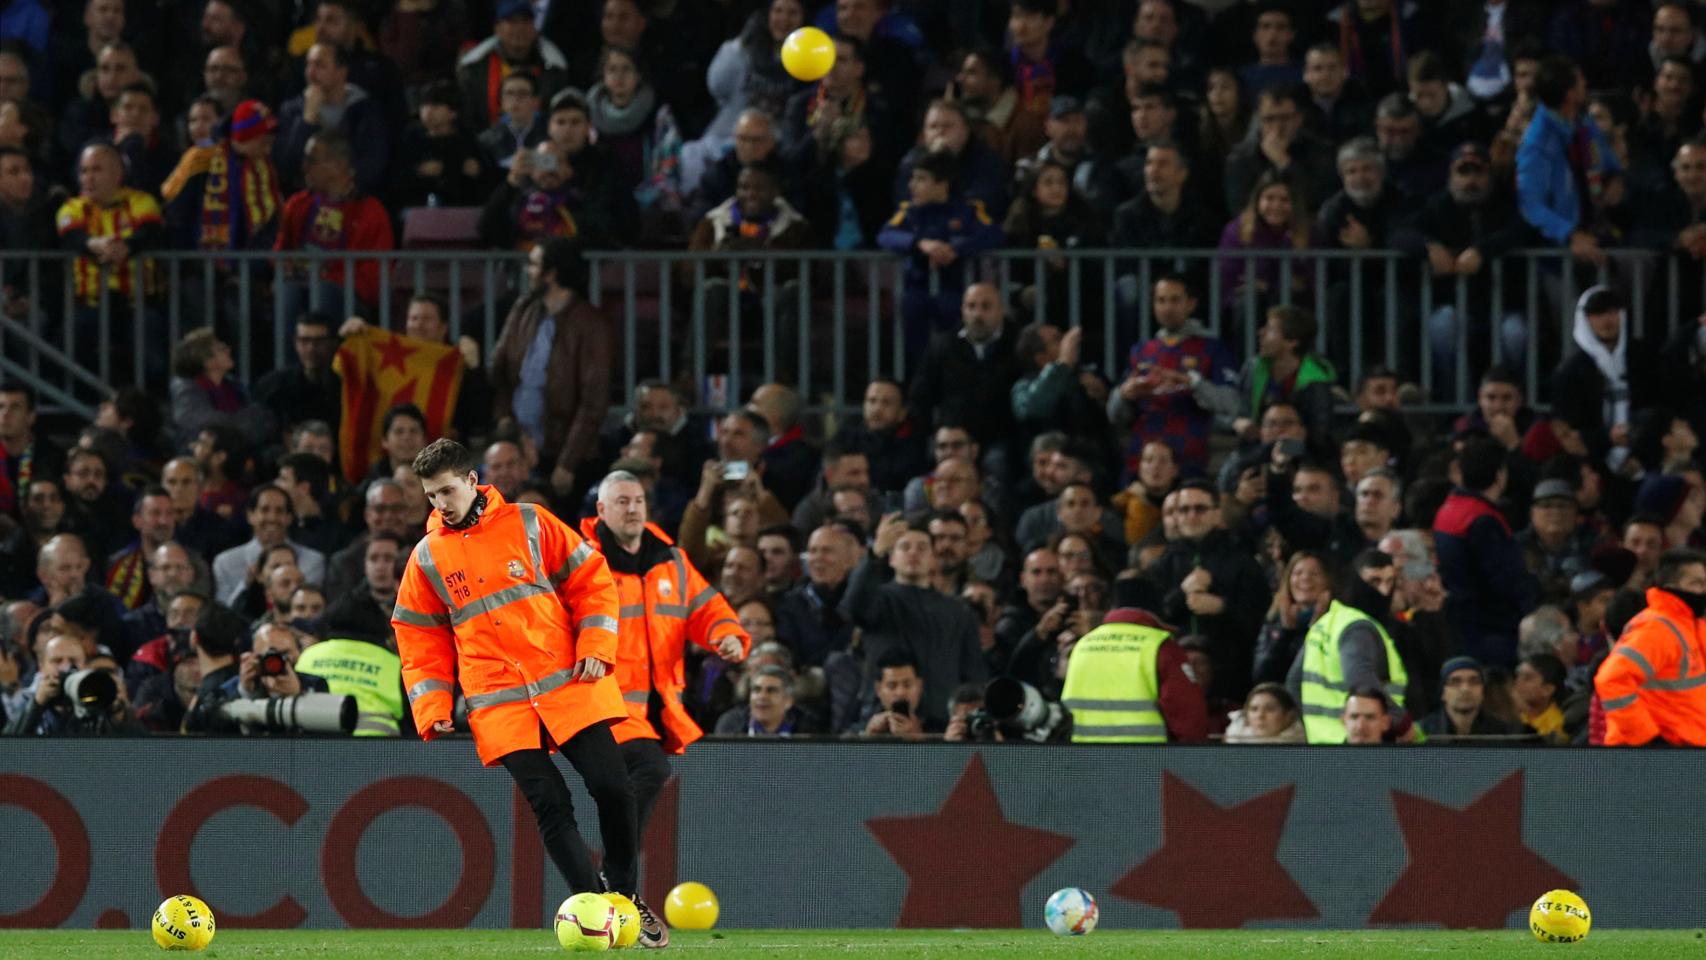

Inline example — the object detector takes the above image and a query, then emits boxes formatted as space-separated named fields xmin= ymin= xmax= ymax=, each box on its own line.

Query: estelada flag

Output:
xmin=334 ymin=329 xmax=465 ymax=484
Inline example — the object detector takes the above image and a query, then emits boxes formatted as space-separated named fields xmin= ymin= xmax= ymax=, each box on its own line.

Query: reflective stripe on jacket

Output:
xmin=1299 ymin=599 xmax=1408 ymax=744
xmin=1596 ymin=588 xmax=1706 ymax=746
xmin=391 ymin=485 xmax=624 ymax=766
xmin=294 ymin=637 xmax=404 ymax=736
xmin=1062 ymin=622 xmax=1168 ymax=743
xmin=578 ymin=518 xmax=749 ymax=754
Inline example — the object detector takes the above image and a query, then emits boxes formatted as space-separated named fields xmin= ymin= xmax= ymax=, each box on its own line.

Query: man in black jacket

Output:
xmin=908 ymin=283 xmax=1018 ymax=461
xmin=1144 ymin=480 xmax=1270 ymax=702
xmin=841 ymin=513 xmax=986 ymax=731
xmin=832 ymin=379 xmax=930 ymax=496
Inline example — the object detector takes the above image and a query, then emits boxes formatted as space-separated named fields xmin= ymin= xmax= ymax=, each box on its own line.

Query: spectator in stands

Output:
xmin=480 ymin=441 xmax=528 ymax=501
xmin=850 ymin=647 xmax=926 ymax=739
xmin=0 ymin=481 xmax=63 ymax=598
xmin=119 ymin=541 xmax=196 ymax=656
xmin=843 ymin=514 xmax=986 ymax=731
xmin=781 ymin=35 xmax=889 ymax=171
xmin=1408 ymin=51 xmax=1485 ymax=158
xmin=57 ymin=140 xmax=162 ymax=338
xmin=57 ymin=41 xmax=141 ymax=161
xmin=754 ymin=524 xmax=801 ymax=597
xmin=1225 ymin=88 xmax=1337 ymax=216
xmin=457 ymin=0 xmax=568 ymax=133
xmin=1624 ymin=514 xmax=1667 ymax=592
xmin=1217 ymin=171 xmax=1317 ymax=316
xmin=880 ymin=149 xmax=1002 ymax=361
xmin=326 ymin=479 xmax=413 ymax=588
xmin=1109 ymin=142 xmax=1219 ymax=252
xmin=1421 ymin=655 xmax=1523 ymax=741
xmin=1112 ymin=440 xmax=1178 ymax=547
xmin=587 ymin=45 xmax=680 ymax=218
xmin=1553 ymin=286 xmax=1658 ymax=471
xmin=478 ymin=70 xmax=546 ymax=172
xmin=1373 ymin=93 xmax=1445 ymax=200
xmin=714 ymin=663 xmax=817 ymax=736
xmin=604 ymin=380 xmax=711 ymax=494
xmin=211 ymin=486 xmax=327 ymax=606
xmin=1519 ymin=478 xmax=1599 ymax=600
xmin=192 ymin=37 xmax=260 ymax=122
xmin=1224 ymin=681 xmax=1305 ymax=743
xmin=1147 ymin=479 xmax=1270 ymax=702
xmin=1341 ymin=687 xmax=1393 ymax=744
xmin=692 ymin=108 xmax=780 ymax=223
xmin=908 ymin=283 xmax=1017 ymax=457
xmin=59 ymin=447 xmax=127 ymax=560
xmin=276 ymin=42 xmax=389 ymax=196
xmin=275 ymin=131 xmax=394 ymax=319
xmin=479 ymin=139 xmax=603 ymax=251
xmin=0 ymin=385 xmax=62 ymax=525
xmin=1010 ymin=323 xmax=1108 ymax=459
xmin=1013 ymin=96 xmax=1093 ymax=194
xmin=1085 ymin=45 xmax=1182 ymax=177
xmin=490 ymin=238 xmax=611 ymax=501
xmin=683 ymin=0 xmax=803 ymax=193
xmin=1547 ymin=0 xmax=1651 ymax=95
xmin=1266 ymin=449 xmax=1370 ymax=567
xmin=775 ymin=521 xmax=862 ymax=668
xmin=791 ymin=441 xmax=874 ymax=536
xmin=168 ymin=328 xmax=269 ymax=451
xmin=1006 ymin=0 xmax=1092 ymax=121
xmin=1513 ymin=651 xmax=1569 ymax=744
xmin=0 ymin=144 xmax=57 ymax=309
xmin=1109 ymin=274 xmax=1237 ymax=475
xmin=393 ymin=80 xmax=487 ymax=210
xmin=322 ymin=530 xmax=402 ymax=644
xmin=954 ymin=46 xmax=1038 ymax=167
xmin=274 ymin=453 xmax=342 ymax=556
xmin=1518 ymin=55 xmax=1618 ymax=267
xmin=104 ymin=486 xmax=174 ymax=613
xmin=252 ymin=313 xmax=340 ymax=437
xmin=1239 ymin=5 xmax=1302 ymax=97
xmin=832 ymin=379 xmax=927 ymax=496
xmin=1435 ymin=437 xmax=1540 ymax=668
xmin=1003 ymin=160 xmax=1105 ymax=326
xmin=718 ymin=545 xmax=764 ymax=607
xmin=159 ymin=456 xmax=232 ymax=556
xmin=1202 ymin=305 xmax=1338 ymax=457
xmin=1254 ymin=550 xmax=1332 ymax=686
xmin=1302 ymin=42 xmax=1370 ymax=146
xmin=51 ymin=0 xmax=127 ymax=108
xmin=800 ymin=118 xmax=890 ymax=250
xmin=106 ymin=82 xmax=172 ymax=195
xmin=893 ymin=99 xmax=1009 ymax=221
xmin=376 ymin=0 xmax=467 ymax=103
xmin=162 ymin=99 xmax=282 ymax=266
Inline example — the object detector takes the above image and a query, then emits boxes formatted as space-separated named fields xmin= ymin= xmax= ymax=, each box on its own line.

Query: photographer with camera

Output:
xmin=4 ymin=631 xmax=144 ymax=735
xmin=226 ymin=623 xmax=329 ymax=703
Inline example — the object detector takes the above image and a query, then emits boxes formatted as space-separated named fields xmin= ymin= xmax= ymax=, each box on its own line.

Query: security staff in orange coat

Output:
xmin=391 ymin=439 xmax=667 ymax=946
xmin=1596 ymin=548 xmax=1706 ymax=746
xmin=582 ymin=469 xmax=750 ymax=832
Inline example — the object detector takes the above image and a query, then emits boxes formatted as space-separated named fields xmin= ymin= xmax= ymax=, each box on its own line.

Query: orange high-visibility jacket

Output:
xmin=392 ymin=486 xmax=624 ymax=766
xmin=579 ymin=517 xmax=750 ymax=753
xmin=1596 ymin=588 xmax=1706 ymax=746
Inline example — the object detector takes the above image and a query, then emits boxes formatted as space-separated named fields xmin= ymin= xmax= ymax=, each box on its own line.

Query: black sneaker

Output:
xmin=630 ymin=893 xmax=669 ymax=948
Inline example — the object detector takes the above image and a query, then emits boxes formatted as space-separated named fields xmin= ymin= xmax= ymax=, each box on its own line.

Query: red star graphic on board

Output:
xmin=865 ymin=754 xmax=1074 ymax=928
xmin=1369 ymin=770 xmax=1575 ymax=928
xmin=1111 ymin=772 xmax=1317 ymax=928
xmin=375 ymin=336 xmax=418 ymax=375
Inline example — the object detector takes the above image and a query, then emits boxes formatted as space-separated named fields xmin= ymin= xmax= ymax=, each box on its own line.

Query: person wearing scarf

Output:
xmin=274 ymin=131 xmax=394 ymax=313
xmin=162 ymin=100 xmax=283 ymax=258
xmin=1552 ymin=285 xmax=1657 ymax=474
xmin=1335 ymin=0 xmax=1418 ymax=99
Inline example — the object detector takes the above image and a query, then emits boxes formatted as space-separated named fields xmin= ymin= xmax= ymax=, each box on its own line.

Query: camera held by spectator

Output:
xmin=966 ymin=676 xmax=1068 ymax=742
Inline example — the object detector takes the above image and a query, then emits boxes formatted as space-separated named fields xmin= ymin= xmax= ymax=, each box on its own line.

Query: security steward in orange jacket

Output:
xmin=392 ymin=439 xmax=667 ymax=946
xmin=583 ymin=469 xmax=750 ymax=833
xmin=1596 ymin=548 xmax=1706 ymax=746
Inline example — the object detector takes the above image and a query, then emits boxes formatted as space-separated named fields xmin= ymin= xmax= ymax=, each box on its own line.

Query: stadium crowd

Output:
xmin=4 ymin=0 xmax=1706 ymax=746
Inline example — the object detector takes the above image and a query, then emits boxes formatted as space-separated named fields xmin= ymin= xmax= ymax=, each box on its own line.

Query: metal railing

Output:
xmin=2 ymin=246 xmax=1695 ymax=419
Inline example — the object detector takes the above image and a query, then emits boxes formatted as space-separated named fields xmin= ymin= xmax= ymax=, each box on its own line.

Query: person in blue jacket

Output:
xmin=877 ymin=149 xmax=1003 ymax=366
xmin=1516 ymin=54 xmax=1621 ymax=268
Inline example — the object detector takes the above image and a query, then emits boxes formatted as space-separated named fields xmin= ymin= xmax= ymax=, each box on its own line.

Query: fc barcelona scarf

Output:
xmin=198 ymin=145 xmax=282 ymax=254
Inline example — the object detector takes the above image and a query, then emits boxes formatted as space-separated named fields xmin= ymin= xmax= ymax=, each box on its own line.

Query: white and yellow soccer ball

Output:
xmin=1530 ymin=889 xmax=1591 ymax=943
xmin=556 ymin=892 xmax=618 ymax=951
xmin=151 ymin=894 xmax=216 ymax=951
xmin=1043 ymin=887 xmax=1098 ymax=936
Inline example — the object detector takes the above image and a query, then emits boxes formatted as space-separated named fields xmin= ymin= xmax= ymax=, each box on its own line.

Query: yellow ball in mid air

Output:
xmin=603 ymin=893 xmax=642 ymax=949
xmin=781 ymin=27 xmax=836 ymax=82
xmin=664 ymin=881 xmax=720 ymax=930
xmin=1530 ymin=889 xmax=1592 ymax=943
xmin=151 ymin=894 xmax=216 ymax=951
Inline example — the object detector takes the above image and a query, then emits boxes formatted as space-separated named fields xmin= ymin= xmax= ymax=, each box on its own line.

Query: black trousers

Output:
xmin=619 ymin=737 xmax=674 ymax=835
xmin=500 ymin=720 xmax=638 ymax=894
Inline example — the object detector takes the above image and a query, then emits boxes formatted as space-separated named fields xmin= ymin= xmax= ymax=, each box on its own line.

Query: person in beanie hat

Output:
xmin=1419 ymin=655 xmax=1523 ymax=741
xmin=161 ymin=99 xmax=283 ymax=254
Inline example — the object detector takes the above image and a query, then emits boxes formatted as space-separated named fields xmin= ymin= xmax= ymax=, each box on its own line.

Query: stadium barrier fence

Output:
xmin=0 ymin=739 xmax=1692 ymax=930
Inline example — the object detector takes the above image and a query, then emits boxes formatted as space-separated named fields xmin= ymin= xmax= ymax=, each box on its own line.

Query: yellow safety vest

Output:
xmin=1299 ymin=599 xmax=1408 ymax=743
xmin=295 ymin=638 xmax=405 ymax=737
xmin=1061 ymin=623 xmax=1168 ymax=743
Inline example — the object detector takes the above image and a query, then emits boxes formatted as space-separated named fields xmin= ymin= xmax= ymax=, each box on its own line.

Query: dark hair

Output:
xmin=133 ymin=484 xmax=171 ymax=513
xmin=413 ymin=437 xmax=478 ymax=479
xmin=1012 ymin=0 xmax=1057 ymax=16
xmin=0 ymin=382 xmax=35 ymax=410
xmin=117 ymin=80 xmax=155 ymax=103
xmin=550 ymin=88 xmax=590 ymax=118
xmin=913 ymin=148 xmax=956 ymax=184
xmin=1345 ymin=685 xmax=1390 ymax=713
xmin=1269 ymin=304 xmax=1315 ymax=352
xmin=1519 ymin=653 xmax=1567 ymax=703
xmin=1132 ymin=82 xmax=1176 ymax=110
xmin=277 ymin=452 xmax=331 ymax=501
xmin=822 ymin=517 xmax=867 ymax=544
xmin=1153 ymin=271 xmax=1193 ymax=297
xmin=964 ymin=45 xmax=1013 ymax=88
xmin=1244 ymin=681 xmax=1298 ymax=715
xmin=1457 ymin=437 xmax=1507 ymax=492
xmin=1406 ymin=49 xmax=1450 ymax=86
xmin=833 ymin=32 xmax=865 ymax=63
xmin=1657 ymin=548 xmax=1706 ymax=589
xmin=1581 ymin=287 xmax=1625 ymax=316
xmin=381 ymin=403 xmax=427 ymax=439
xmin=739 ymin=158 xmax=783 ymax=189
xmin=821 ymin=438 xmax=865 ymax=466
xmin=420 ymin=79 xmax=462 ymax=110
xmin=1605 ymin=588 xmax=1646 ymax=638
xmin=1480 ymin=364 xmax=1521 ymax=389
xmin=294 ymin=310 xmax=336 ymax=334
xmin=1533 ymin=54 xmax=1580 ymax=110
xmin=1014 ymin=322 xmax=1058 ymax=371
xmin=756 ymin=523 xmax=802 ymax=553
xmin=170 ymin=327 xmax=223 ymax=379
xmin=1374 ymin=91 xmax=1416 ymax=120
xmin=192 ymin=602 xmax=247 ymax=657
xmin=1176 ymin=477 xmax=1218 ymax=502
xmin=927 ymin=508 xmax=969 ymax=531
xmin=537 ymin=237 xmax=589 ymax=294
xmin=1353 ymin=548 xmax=1394 ymax=574
xmin=246 ymin=483 xmax=293 ymax=516
xmin=308 ymin=129 xmax=353 ymax=169
xmin=500 ymin=70 xmax=540 ymax=95
xmin=108 ymin=386 xmax=161 ymax=445
xmin=0 ymin=144 xmax=26 ymax=166
xmin=874 ymin=647 xmax=920 ymax=675
xmin=54 ymin=592 xmax=108 ymax=634
xmin=408 ymin=293 xmax=450 ymax=326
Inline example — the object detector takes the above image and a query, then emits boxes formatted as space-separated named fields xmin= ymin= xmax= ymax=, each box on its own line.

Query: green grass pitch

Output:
xmin=1 ymin=929 xmax=1704 ymax=959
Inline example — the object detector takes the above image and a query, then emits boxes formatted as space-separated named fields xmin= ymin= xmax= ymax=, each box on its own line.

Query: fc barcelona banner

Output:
xmin=334 ymin=330 xmax=464 ymax=484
